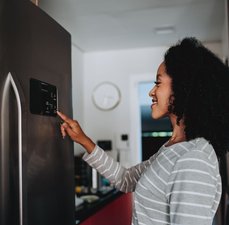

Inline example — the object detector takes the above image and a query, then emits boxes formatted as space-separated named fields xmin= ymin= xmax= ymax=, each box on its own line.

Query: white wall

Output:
xmin=221 ymin=0 xmax=229 ymax=61
xmin=72 ymin=42 xmax=223 ymax=166
xmin=82 ymin=47 xmax=167 ymax=166
xmin=204 ymin=42 xmax=223 ymax=59
xmin=71 ymin=45 xmax=85 ymax=155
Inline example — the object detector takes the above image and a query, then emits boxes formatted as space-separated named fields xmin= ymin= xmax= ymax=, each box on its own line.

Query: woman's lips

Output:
xmin=151 ymin=100 xmax=158 ymax=108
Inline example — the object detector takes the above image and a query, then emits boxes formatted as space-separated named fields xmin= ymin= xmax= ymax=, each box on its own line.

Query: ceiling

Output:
xmin=39 ymin=0 xmax=225 ymax=52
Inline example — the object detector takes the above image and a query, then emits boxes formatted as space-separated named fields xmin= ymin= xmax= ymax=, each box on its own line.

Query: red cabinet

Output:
xmin=80 ymin=193 xmax=132 ymax=225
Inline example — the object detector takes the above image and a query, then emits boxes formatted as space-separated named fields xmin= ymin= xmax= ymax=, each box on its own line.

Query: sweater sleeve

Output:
xmin=166 ymin=150 xmax=221 ymax=225
xmin=82 ymin=145 xmax=157 ymax=192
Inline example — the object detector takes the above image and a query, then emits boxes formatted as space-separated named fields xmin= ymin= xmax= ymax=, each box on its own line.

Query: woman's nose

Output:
xmin=149 ymin=86 xmax=156 ymax=97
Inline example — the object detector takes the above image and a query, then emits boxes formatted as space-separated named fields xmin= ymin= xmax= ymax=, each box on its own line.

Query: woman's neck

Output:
xmin=166 ymin=114 xmax=186 ymax=146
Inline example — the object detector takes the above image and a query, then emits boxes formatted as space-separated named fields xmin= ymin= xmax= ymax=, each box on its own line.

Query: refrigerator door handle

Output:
xmin=1 ymin=73 xmax=23 ymax=225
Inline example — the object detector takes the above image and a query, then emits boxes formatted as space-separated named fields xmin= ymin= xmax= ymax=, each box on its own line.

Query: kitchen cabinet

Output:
xmin=80 ymin=193 xmax=132 ymax=225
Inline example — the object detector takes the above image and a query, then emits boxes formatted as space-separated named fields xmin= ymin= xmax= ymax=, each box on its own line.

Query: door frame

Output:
xmin=129 ymin=73 xmax=155 ymax=165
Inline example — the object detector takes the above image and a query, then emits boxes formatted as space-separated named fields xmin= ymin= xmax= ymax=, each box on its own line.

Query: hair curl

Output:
xmin=164 ymin=37 xmax=229 ymax=157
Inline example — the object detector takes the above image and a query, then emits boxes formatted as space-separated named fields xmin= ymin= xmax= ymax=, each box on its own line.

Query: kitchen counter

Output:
xmin=75 ymin=189 xmax=123 ymax=224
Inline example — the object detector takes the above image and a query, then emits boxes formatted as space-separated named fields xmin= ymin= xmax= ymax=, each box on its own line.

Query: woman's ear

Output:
xmin=168 ymin=94 xmax=175 ymax=112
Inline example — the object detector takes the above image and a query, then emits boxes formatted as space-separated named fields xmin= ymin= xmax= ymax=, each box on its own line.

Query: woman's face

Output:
xmin=149 ymin=62 xmax=173 ymax=119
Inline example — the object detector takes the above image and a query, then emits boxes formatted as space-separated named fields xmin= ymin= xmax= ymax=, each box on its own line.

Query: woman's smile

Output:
xmin=149 ymin=62 xmax=173 ymax=119
xmin=151 ymin=98 xmax=158 ymax=108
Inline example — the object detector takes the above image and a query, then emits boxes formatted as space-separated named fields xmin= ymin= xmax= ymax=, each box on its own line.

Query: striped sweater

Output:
xmin=83 ymin=137 xmax=222 ymax=225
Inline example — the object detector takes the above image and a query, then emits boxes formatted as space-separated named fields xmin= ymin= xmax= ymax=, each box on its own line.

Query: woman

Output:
xmin=57 ymin=38 xmax=229 ymax=225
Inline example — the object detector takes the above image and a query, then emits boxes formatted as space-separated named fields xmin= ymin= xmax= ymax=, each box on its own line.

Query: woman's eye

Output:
xmin=154 ymin=81 xmax=161 ymax=86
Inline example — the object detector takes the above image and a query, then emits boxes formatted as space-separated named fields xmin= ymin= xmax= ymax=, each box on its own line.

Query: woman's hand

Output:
xmin=57 ymin=111 xmax=95 ymax=153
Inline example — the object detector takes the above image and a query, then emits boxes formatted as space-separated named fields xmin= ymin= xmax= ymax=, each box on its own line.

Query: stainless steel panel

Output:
xmin=0 ymin=1 xmax=75 ymax=225
xmin=0 ymin=74 xmax=20 ymax=225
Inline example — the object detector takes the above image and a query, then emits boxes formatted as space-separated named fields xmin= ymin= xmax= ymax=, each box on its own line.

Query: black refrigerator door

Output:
xmin=1 ymin=1 xmax=75 ymax=225
xmin=0 ymin=73 xmax=21 ymax=225
xmin=0 ymin=2 xmax=20 ymax=225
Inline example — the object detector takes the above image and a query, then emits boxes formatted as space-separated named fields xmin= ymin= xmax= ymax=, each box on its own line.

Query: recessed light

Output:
xmin=154 ymin=26 xmax=175 ymax=35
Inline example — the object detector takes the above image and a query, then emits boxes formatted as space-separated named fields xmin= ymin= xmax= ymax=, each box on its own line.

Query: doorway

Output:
xmin=129 ymin=74 xmax=171 ymax=164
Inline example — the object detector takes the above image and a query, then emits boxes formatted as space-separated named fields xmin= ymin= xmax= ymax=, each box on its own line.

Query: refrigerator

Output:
xmin=0 ymin=1 xmax=75 ymax=225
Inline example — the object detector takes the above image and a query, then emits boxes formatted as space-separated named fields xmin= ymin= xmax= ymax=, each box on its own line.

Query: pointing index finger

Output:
xmin=57 ymin=111 xmax=74 ymax=124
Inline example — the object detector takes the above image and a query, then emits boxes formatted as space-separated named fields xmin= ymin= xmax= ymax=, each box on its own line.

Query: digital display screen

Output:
xmin=30 ymin=78 xmax=57 ymax=117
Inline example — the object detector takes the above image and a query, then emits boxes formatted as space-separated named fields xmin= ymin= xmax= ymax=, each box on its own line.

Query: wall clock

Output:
xmin=92 ymin=82 xmax=121 ymax=111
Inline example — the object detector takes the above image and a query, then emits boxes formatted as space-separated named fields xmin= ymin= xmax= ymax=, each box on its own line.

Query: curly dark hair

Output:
xmin=164 ymin=37 xmax=229 ymax=157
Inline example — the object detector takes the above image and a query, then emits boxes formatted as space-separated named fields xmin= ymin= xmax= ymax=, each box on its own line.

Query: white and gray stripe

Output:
xmin=83 ymin=137 xmax=221 ymax=225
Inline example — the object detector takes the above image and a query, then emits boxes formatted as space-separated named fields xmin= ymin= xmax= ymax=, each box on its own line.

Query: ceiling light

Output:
xmin=154 ymin=26 xmax=175 ymax=35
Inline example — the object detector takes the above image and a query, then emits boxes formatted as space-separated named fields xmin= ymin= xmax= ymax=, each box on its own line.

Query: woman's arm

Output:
xmin=57 ymin=111 xmax=156 ymax=192
xmin=83 ymin=145 xmax=156 ymax=192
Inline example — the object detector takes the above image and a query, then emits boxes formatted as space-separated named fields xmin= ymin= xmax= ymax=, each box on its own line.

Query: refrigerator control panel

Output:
xmin=30 ymin=78 xmax=57 ymax=117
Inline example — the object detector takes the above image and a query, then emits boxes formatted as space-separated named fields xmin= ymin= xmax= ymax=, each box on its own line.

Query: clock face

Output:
xmin=92 ymin=82 xmax=121 ymax=110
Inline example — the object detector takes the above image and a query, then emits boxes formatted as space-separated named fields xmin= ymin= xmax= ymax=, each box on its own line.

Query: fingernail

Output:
xmin=63 ymin=123 xmax=68 ymax=128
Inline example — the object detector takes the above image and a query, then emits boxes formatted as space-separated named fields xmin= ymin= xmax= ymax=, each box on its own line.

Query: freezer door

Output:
xmin=0 ymin=73 xmax=23 ymax=225
xmin=0 ymin=1 xmax=75 ymax=225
